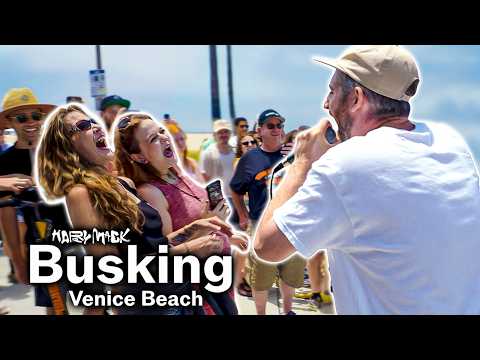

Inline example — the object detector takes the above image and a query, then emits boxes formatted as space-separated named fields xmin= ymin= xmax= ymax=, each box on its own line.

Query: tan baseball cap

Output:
xmin=212 ymin=119 xmax=232 ymax=133
xmin=313 ymin=45 xmax=420 ymax=101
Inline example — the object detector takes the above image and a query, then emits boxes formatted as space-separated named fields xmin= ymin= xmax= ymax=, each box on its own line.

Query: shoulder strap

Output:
xmin=118 ymin=178 xmax=137 ymax=196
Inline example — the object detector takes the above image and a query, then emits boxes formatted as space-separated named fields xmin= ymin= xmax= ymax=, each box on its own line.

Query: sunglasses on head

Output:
xmin=117 ymin=114 xmax=152 ymax=130
xmin=10 ymin=112 xmax=45 ymax=123
xmin=68 ymin=118 xmax=98 ymax=135
xmin=265 ymin=123 xmax=284 ymax=130
xmin=117 ymin=115 xmax=133 ymax=129
xmin=241 ymin=140 xmax=257 ymax=146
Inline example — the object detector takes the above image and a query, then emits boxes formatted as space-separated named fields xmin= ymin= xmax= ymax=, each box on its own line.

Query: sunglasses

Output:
xmin=239 ymin=125 xmax=249 ymax=129
xmin=69 ymin=118 xmax=98 ymax=135
xmin=117 ymin=115 xmax=133 ymax=129
xmin=241 ymin=140 xmax=257 ymax=146
xmin=266 ymin=123 xmax=284 ymax=130
xmin=117 ymin=114 xmax=153 ymax=130
xmin=10 ymin=112 xmax=45 ymax=123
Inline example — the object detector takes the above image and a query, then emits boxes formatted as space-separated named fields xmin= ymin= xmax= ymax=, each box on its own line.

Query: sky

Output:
xmin=0 ymin=45 xmax=479 ymax=159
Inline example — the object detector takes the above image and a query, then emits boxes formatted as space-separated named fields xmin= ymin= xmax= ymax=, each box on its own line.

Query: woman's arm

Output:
xmin=137 ymin=183 xmax=173 ymax=236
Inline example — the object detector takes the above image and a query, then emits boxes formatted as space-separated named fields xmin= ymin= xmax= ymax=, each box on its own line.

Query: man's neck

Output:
xmin=261 ymin=139 xmax=282 ymax=153
xmin=217 ymin=142 xmax=231 ymax=154
xmin=373 ymin=116 xmax=415 ymax=132
xmin=15 ymin=140 xmax=37 ymax=150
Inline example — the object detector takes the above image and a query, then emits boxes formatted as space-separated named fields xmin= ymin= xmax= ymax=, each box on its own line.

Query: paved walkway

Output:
xmin=234 ymin=284 xmax=336 ymax=315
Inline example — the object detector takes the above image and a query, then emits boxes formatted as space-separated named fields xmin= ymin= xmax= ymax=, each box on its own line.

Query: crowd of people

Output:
xmin=0 ymin=87 xmax=329 ymax=315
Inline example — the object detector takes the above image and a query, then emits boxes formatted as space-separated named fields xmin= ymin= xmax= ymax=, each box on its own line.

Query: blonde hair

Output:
xmin=114 ymin=114 xmax=165 ymax=185
xmin=37 ymin=104 xmax=144 ymax=233
xmin=164 ymin=121 xmax=190 ymax=167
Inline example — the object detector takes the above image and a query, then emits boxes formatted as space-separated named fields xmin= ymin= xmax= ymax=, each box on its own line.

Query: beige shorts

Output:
xmin=245 ymin=250 xmax=306 ymax=292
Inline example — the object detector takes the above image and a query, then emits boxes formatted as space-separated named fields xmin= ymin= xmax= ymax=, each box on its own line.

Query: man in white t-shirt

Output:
xmin=200 ymin=119 xmax=236 ymax=218
xmin=254 ymin=45 xmax=480 ymax=315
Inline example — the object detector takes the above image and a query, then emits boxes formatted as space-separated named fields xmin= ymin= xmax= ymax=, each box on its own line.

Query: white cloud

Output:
xmin=413 ymin=84 xmax=480 ymax=116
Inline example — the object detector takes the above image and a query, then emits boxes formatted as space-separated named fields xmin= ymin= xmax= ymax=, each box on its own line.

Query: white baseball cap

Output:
xmin=212 ymin=119 xmax=232 ymax=133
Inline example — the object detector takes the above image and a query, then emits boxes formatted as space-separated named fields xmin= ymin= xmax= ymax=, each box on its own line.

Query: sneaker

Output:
xmin=309 ymin=292 xmax=333 ymax=309
xmin=320 ymin=292 xmax=333 ymax=305
xmin=0 ymin=306 xmax=10 ymax=315
xmin=294 ymin=289 xmax=313 ymax=299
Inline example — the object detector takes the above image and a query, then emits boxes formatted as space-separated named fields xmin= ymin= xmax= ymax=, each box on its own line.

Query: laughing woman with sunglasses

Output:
xmin=36 ymin=104 xmax=233 ymax=315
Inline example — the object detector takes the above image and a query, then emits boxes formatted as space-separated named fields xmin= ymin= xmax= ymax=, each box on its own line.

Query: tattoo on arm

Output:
xmin=169 ymin=224 xmax=196 ymax=245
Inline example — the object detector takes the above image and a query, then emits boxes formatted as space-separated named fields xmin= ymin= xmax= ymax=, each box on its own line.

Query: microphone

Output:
xmin=273 ymin=126 xmax=337 ymax=173
xmin=273 ymin=153 xmax=295 ymax=173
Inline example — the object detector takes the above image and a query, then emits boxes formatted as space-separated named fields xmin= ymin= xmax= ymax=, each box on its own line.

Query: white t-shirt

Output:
xmin=274 ymin=121 xmax=480 ymax=314
xmin=229 ymin=135 xmax=238 ymax=149
xmin=200 ymin=144 xmax=235 ymax=197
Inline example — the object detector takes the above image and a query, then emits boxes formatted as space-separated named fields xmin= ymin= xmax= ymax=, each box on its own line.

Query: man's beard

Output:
xmin=337 ymin=116 xmax=353 ymax=142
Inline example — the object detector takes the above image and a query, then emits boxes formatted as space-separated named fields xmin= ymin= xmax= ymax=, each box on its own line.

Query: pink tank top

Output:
xmin=150 ymin=174 xmax=231 ymax=254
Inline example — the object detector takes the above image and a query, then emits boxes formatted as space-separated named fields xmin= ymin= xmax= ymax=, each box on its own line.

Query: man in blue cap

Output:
xmin=100 ymin=95 xmax=131 ymax=130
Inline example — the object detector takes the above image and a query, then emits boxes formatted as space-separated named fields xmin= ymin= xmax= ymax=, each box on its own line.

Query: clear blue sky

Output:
xmin=0 ymin=45 xmax=479 ymax=159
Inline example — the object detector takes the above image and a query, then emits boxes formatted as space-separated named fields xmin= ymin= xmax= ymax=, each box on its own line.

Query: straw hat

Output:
xmin=0 ymin=88 xmax=55 ymax=129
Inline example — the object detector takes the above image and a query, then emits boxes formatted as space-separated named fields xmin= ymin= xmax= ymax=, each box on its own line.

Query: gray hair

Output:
xmin=337 ymin=71 xmax=411 ymax=119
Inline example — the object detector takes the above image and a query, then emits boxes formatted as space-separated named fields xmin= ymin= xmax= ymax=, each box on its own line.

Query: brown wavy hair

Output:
xmin=113 ymin=114 xmax=165 ymax=186
xmin=37 ymin=104 xmax=144 ymax=233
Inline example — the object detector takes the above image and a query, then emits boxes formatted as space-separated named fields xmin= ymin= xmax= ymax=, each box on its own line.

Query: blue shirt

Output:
xmin=230 ymin=147 xmax=283 ymax=221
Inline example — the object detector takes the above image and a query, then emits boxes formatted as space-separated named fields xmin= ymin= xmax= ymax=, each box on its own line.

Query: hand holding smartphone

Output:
xmin=206 ymin=180 xmax=224 ymax=211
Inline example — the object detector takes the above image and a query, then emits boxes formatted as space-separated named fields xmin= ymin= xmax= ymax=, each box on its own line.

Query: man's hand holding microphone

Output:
xmin=291 ymin=118 xmax=339 ymax=170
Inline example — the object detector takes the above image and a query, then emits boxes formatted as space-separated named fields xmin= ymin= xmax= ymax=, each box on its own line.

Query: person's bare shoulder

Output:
xmin=65 ymin=185 xmax=102 ymax=228
xmin=66 ymin=184 xmax=90 ymax=204
xmin=138 ymin=183 xmax=169 ymax=207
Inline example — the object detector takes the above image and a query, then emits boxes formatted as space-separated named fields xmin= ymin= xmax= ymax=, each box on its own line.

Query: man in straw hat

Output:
xmin=254 ymin=45 xmax=480 ymax=314
xmin=0 ymin=88 xmax=69 ymax=314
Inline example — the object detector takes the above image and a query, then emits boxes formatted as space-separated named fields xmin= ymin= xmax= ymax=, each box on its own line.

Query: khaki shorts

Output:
xmin=245 ymin=250 xmax=306 ymax=292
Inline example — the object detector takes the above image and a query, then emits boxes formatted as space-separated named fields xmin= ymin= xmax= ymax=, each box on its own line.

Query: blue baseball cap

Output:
xmin=100 ymin=95 xmax=131 ymax=111
xmin=257 ymin=109 xmax=285 ymax=126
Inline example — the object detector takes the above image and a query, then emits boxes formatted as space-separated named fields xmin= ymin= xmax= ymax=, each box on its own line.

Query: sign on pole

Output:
xmin=89 ymin=69 xmax=107 ymax=110
xmin=89 ymin=69 xmax=107 ymax=97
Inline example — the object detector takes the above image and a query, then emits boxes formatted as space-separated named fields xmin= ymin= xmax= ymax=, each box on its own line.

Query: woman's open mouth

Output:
xmin=94 ymin=135 xmax=110 ymax=152
xmin=163 ymin=144 xmax=174 ymax=158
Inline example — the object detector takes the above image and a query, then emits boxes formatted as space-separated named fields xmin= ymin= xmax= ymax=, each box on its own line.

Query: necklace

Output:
xmin=161 ymin=174 xmax=202 ymax=202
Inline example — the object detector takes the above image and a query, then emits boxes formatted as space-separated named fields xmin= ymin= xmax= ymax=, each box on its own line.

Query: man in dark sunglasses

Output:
xmin=229 ymin=117 xmax=250 ymax=148
xmin=230 ymin=108 xmax=303 ymax=314
xmin=0 ymin=88 xmax=54 ymax=283
xmin=0 ymin=88 xmax=71 ymax=314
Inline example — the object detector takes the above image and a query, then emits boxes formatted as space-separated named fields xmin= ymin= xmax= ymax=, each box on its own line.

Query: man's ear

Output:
xmin=351 ymin=86 xmax=366 ymax=113
xmin=130 ymin=153 xmax=149 ymax=164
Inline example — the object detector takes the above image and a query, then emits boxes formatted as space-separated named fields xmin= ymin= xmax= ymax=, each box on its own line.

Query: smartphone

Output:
xmin=326 ymin=126 xmax=337 ymax=144
xmin=206 ymin=180 xmax=224 ymax=211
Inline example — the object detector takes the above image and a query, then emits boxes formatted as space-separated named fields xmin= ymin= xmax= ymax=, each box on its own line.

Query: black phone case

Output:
xmin=206 ymin=180 xmax=223 ymax=210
